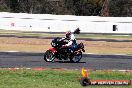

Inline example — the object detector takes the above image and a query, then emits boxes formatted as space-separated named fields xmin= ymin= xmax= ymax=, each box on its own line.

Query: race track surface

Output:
xmin=0 ymin=52 xmax=132 ymax=70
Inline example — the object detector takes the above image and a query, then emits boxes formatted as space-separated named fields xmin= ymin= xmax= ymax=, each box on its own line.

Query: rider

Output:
xmin=62 ymin=28 xmax=80 ymax=53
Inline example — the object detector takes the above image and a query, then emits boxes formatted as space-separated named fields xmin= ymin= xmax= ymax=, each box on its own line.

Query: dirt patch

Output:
xmin=0 ymin=37 xmax=132 ymax=55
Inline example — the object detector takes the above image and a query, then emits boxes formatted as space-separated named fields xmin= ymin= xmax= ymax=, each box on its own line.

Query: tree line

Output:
xmin=0 ymin=0 xmax=132 ymax=17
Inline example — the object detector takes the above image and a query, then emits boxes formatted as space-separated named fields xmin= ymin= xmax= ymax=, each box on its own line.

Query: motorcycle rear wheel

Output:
xmin=70 ymin=52 xmax=82 ymax=63
xmin=44 ymin=50 xmax=55 ymax=62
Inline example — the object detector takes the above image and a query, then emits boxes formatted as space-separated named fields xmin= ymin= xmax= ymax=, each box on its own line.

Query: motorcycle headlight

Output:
xmin=51 ymin=42 xmax=56 ymax=46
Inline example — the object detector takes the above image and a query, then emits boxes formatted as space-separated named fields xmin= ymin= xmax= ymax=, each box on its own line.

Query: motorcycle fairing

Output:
xmin=49 ymin=47 xmax=57 ymax=53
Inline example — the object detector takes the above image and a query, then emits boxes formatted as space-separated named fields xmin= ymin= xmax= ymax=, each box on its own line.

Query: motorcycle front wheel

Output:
xmin=70 ymin=52 xmax=82 ymax=63
xmin=44 ymin=50 xmax=55 ymax=62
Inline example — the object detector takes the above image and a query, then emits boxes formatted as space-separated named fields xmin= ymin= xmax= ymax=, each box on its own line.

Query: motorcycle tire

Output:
xmin=44 ymin=50 xmax=55 ymax=62
xmin=70 ymin=52 xmax=82 ymax=63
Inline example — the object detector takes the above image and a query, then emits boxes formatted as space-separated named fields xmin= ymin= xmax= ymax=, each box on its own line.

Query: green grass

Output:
xmin=0 ymin=29 xmax=132 ymax=39
xmin=0 ymin=69 xmax=131 ymax=88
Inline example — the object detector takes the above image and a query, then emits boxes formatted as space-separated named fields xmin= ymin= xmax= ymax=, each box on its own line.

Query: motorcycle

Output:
xmin=44 ymin=37 xmax=85 ymax=62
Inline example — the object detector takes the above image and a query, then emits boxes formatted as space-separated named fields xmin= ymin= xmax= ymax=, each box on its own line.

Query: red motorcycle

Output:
xmin=44 ymin=37 xmax=85 ymax=62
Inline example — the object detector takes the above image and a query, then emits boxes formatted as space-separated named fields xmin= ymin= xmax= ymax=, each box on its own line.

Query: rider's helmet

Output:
xmin=65 ymin=31 xmax=71 ymax=39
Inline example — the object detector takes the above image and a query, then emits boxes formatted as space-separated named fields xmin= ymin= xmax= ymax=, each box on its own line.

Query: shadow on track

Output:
xmin=52 ymin=61 xmax=86 ymax=63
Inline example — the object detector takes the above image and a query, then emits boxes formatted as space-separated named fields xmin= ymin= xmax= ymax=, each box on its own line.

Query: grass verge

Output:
xmin=0 ymin=69 xmax=131 ymax=88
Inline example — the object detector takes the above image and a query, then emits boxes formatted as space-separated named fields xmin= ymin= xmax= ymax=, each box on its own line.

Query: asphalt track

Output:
xmin=0 ymin=52 xmax=132 ymax=70
xmin=0 ymin=35 xmax=132 ymax=70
